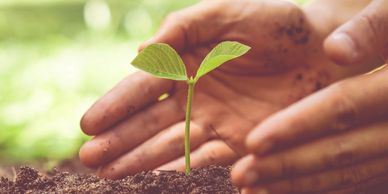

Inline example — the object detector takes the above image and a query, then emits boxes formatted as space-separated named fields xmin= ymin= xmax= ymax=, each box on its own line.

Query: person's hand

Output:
xmin=232 ymin=0 xmax=388 ymax=193
xmin=79 ymin=0 xmax=375 ymax=179
xmin=324 ymin=0 xmax=388 ymax=67
xmin=232 ymin=67 xmax=388 ymax=194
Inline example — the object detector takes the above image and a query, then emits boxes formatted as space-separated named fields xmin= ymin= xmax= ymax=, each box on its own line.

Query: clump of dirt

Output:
xmin=0 ymin=165 xmax=239 ymax=194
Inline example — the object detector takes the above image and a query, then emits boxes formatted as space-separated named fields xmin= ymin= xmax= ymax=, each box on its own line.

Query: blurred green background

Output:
xmin=0 ymin=0 xmax=307 ymax=165
xmin=0 ymin=0 xmax=198 ymax=165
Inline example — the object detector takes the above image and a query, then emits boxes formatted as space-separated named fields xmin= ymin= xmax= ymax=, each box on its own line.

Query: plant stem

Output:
xmin=184 ymin=79 xmax=195 ymax=175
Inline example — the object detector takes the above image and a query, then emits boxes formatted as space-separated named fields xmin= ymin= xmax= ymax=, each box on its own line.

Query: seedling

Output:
xmin=131 ymin=41 xmax=250 ymax=174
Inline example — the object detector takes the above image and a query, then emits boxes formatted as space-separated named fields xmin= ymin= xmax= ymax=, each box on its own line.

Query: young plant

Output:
xmin=131 ymin=41 xmax=250 ymax=174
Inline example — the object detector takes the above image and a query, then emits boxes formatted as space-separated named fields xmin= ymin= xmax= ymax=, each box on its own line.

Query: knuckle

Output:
xmin=326 ymin=83 xmax=359 ymax=131
xmin=200 ymin=142 xmax=221 ymax=165
xmin=207 ymin=151 xmax=217 ymax=164
xmin=331 ymin=138 xmax=355 ymax=166
xmin=204 ymin=147 xmax=218 ymax=164
xmin=357 ymin=14 xmax=379 ymax=43
xmin=341 ymin=166 xmax=364 ymax=187
xmin=167 ymin=126 xmax=185 ymax=153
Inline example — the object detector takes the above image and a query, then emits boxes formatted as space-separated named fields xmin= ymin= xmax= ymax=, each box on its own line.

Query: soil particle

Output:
xmin=276 ymin=16 xmax=310 ymax=45
xmin=286 ymin=24 xmax=309 ymax=45
xmin=0 ymin=165 xmax=238 ymax=194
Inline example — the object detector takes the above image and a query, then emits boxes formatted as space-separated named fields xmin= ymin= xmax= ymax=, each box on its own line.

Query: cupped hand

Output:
xmin=79 ymin=0 xmax=377 ymax=179
xmin=232 ymin=67 xmax=388 ymax=194
xmin=232 ymin=0 xmax=388 ymax=193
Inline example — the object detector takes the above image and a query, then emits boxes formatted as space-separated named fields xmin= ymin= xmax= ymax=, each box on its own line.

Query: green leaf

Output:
xmin=131 ymin=43 xmax=188 ymax=81
xmin=195 ymin=41 xmax=250 ymax=80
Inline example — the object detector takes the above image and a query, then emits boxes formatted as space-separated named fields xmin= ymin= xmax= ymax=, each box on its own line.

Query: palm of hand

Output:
xmin=172 ymin=42 xmax=330 ymax=158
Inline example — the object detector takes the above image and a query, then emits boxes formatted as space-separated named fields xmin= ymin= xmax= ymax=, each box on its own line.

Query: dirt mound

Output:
xmin=0 ymin=165 xmax=239 ymax=194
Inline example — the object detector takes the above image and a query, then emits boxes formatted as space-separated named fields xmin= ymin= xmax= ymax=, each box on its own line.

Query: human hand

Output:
xmin=232 ymin=1 xmax=388 ymax=193
xmin=232 ymin=67 xmax=388 ymax=194
xmin=79 ymin=0 xmax=375 ymax=179
xmin=324 ymin=0 xmax=388 ymax=67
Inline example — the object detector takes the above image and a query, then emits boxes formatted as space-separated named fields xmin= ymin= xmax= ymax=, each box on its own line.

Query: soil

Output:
xmin=0 ymin=165 xmax=239 ymax=194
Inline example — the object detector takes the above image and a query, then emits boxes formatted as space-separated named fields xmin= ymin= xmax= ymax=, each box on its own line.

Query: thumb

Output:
xmin=324 ymin=0 xmax=388 ymax=66
xmin=138 ymin=1 xmax=221 ymax=52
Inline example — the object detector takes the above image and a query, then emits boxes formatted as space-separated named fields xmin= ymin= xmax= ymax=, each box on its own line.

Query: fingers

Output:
xmin=325 ymin=173 xmax=388 ymax=194
xmin=138 ymin=0 xmax=228 ymax=51
xmin=232 ymin=120 xmax=388 ymax=187
xmin=79 ymin=95 xmax=185 ymax=168
xmin=156 ymin=140 xmax=239 ymax=172
xmin=241 ymin=155 xmax=388 ymax=194
xmin=246 ymin=67 xmax=388 ymax=155
xmin=324 ymin=0 xmax=388 ymax=66
xmin=96 ymin=121 xmax=209 ymax=179
xmin=80 ymin=72 xmax=173 ymax=135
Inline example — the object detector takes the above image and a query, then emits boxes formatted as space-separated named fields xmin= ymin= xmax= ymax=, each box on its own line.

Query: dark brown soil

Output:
xmin=0 ymin=165 xmax=239 ymax=194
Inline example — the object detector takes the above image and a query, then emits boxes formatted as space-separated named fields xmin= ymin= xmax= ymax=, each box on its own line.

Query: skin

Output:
xmin=79 ymin=0 xmax=388 ymax=193
xmin=232 ymin=0 xmax=388 ymax=193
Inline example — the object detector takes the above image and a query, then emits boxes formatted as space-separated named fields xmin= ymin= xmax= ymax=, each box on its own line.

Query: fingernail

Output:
xmin=243 ymin=171 xmax=260 ymax=185
xmin=330 ymin=32 xmax=359 ymax=63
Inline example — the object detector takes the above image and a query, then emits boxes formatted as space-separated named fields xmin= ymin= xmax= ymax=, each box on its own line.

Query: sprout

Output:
xmin=131 ymin=41 xmax=250 ymax=174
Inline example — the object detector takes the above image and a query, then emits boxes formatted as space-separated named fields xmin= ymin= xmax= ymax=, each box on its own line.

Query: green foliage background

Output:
xmin=0 ymin=0 xmax=307 ymax=164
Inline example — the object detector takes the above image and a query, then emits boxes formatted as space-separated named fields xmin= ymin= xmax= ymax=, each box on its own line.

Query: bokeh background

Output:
xmin=0 ymin=0 xmax=306 ymax=166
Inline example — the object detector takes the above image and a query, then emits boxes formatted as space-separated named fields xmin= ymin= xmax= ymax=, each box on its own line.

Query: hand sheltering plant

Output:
xmin=131 ymin=41 xmax=250 ymax=174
